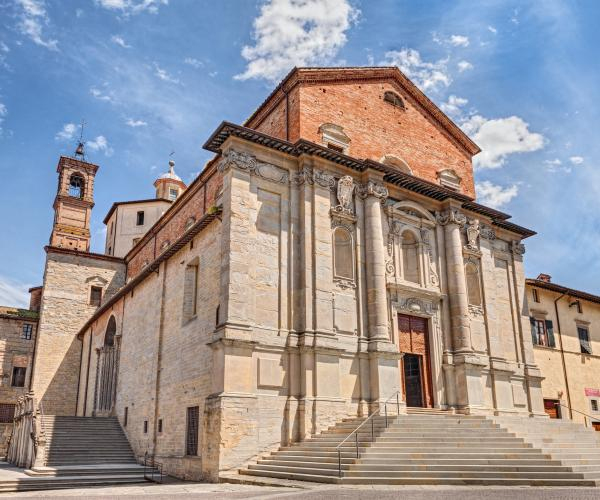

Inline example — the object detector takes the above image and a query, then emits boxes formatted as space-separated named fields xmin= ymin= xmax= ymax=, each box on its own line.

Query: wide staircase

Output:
xmin=240 ymin=408 xmax=600 ymax=486
xmin=1 ymin=416 xmax=150 ymax=492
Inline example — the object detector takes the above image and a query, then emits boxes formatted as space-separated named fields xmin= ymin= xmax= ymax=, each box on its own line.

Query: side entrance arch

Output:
xmin=93 ymin=316 xmax=120 ymax=416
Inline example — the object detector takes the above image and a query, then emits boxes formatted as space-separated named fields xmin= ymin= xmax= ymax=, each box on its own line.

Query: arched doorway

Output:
xmin=94 ymin=316 xmax=120 ymax=416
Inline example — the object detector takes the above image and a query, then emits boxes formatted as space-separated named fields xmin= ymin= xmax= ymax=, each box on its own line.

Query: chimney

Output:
xmin=537 ymin=273 xmax=552 ymax=283
xmin=28 ymin=286 xmax=43 ymax=312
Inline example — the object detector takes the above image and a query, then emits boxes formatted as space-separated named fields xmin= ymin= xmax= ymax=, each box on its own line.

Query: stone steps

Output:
xmin=239 ymin=411 xmax=600 ymax=486
xmin=0 ymin=415 xmax=155 ymax=492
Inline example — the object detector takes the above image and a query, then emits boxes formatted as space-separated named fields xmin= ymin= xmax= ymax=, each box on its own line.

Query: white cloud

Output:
xmin=235 ymin=0 xmax=360 ymax=82
xmin=440 ymin=95 xmax=468 ymax=117
xmin=488 ymin=25 xmax=497 ymax=34
xmin=382 ymin=49 xmax=451 ymax=92
xmin=154 ymin=63 xmax=179 ymax=84
xmin=209 ymin=71 xmax=218 ymax=78
xmin=184 ymin=57 xmax=203 ymax=68
xmin=0 ymin=102 xmax=6 ymax=135
xmin=569 ymin=155 xmax=584 ymax=165
xmin=16 ymin=0 xmax=58 ymax=50
xmin=87 ymin=135 xmax=114 ymax=156
xmin=476 ymin=181 xmax=518 ymax=209
xmin=0 ymin=42 xmax=9 ymax=53
xmin=544 ymin=158 xmax=567 ymax=173
xmin=90 ymin=87 xmax=114 ymax=102
xmin=461 ymin=115 xmax=545 ymax=169
xmin=95 ymin=0 xmax=168 ymax=15
xmin=111 ymin=35 xmax=131 ymax=48
xmin=457 ymin=60 xmax=473 ymax=72
xmin=449 ymin=35 xmax=469 ymax=47
xmin=126 ymin=118 xmax=147 ymax=127
xmin=0 ymin=275 xmax=31 ymax=308
xmin=55 ymin=122 xmax=77 ymax=141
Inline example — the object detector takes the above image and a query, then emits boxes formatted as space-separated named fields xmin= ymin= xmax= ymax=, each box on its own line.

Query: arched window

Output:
xmin=380 ymin=154 xmax=412 ymax=175
xmin=401 ymin=231 xmax=420 ymax=284
xmin=333 ymin=227 xmax=354 ymax=280
xmin=69 ymin=174 xmax=85 ymax=198
xmin=105 ymin=316 xmax=116 ymax=347
xmin=384 ymin=91 xmax=405 ymax=109
xmin=466 ymin=262 xmax=482 ymax=307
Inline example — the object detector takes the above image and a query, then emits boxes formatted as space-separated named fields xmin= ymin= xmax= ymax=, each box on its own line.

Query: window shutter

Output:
xmin=545 ymin=320 xmax=556 ymax=348
xmin=530 ymin=317 xmax=538 ymax=345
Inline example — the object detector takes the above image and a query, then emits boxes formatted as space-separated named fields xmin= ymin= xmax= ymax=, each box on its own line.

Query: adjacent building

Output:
xmin=526 ymin=274 xmax=600 ymax=429
xmin=0 ymin=288 xmax=41 ymax=454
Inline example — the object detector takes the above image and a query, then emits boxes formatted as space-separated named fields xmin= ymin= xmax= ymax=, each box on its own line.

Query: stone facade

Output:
xmin=526 ymin=276 xmax=600 ymax=427
xmin=31 ymin=249 xmax=125 ymax=416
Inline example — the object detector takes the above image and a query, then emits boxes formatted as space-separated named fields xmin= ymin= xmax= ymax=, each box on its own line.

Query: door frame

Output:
xmin=398 ymin=313 xmax=434 ymax=408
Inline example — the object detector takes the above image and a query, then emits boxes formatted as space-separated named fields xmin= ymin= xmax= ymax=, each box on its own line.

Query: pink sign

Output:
xmin=585 ymin=388 xmax=600 ymax=397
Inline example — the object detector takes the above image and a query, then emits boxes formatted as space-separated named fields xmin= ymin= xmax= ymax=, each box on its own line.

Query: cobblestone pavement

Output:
xmin=3 ymin=483 xmax=600 ymax=500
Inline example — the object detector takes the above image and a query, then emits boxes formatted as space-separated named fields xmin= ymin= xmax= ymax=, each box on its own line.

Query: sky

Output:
xmin=0 ymin=0 xmax=599 ymax=307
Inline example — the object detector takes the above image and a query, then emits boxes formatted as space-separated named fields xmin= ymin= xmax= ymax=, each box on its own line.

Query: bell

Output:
xmin=75 ymin=142 xmax=85 ymax=157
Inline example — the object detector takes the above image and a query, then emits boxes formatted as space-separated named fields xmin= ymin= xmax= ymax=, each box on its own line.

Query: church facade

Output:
xmin=22 ymin=67 xmax=546 ymax=480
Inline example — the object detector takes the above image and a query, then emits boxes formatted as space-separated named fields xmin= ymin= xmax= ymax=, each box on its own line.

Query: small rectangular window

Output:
xmin=326 ymin=142 xmax=344 ymax=153
xmin=169 ymin=188 xmax=178 ymax=201
xmin=158 ymin=418 xmax=163 ymax=433
xmin=578 ymin=326 xmax=592 ymax=354
xmin=132 ymin=237 xmax=140 ymax=247
xmin=532 ymin=288 xmax=539 ymax=303
xmin=0 ymin=403 xmax=16 ymax=423
xmin=143 ymin=420 xmax=148 ymax=434
xmin=186 ymin=406 xmax=199 ymax=456
xmin=136 ymin=211 xmax=145 ymax=226
xmin=577 ymin=301 xmax=583 ymax=314
xmin=124 ymin=407 xmax=128 ymax=427
xmin=592 ymin=399 xmax=599 ymax=412
xmin=11 ymin=367 xmax=26 ymax=388
xmin=90 ymin=286 xmax=102 ymax=307
xmin=21 ymin=324 xmax=33 ymax=340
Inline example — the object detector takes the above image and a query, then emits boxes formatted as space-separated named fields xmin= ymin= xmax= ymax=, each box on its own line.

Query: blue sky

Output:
xmin=1 ymin=0 xmax=599 ymax=306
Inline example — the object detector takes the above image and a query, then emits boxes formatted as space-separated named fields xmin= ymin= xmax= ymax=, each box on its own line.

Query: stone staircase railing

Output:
xmin=6 ymin=392 xmax=46 ymax=469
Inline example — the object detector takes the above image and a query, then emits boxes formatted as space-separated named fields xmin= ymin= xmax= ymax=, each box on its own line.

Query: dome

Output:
xmin=157 ymin=159 xmax=182 ymax=182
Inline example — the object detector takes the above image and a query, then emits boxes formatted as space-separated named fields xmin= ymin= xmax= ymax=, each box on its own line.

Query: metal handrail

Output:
xmin=336 ymin=390 xmax=402 ymax=478
xmin=143 ymin=452 xmax=164 ymax=483
xmin=555 ymin=402 xmax=598 ymax=428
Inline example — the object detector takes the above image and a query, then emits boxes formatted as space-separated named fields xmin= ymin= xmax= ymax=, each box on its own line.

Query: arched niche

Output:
xmin=380 ymin=154 xmax=412 ymax=175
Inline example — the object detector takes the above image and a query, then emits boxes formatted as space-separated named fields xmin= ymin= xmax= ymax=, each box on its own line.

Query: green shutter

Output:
xmin=545 ymin=320 xmax=556 ymax=348
xmin=530 ymin=317 xmax=538 ymax=345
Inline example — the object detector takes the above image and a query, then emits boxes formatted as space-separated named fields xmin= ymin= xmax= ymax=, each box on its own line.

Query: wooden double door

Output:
xmin=398 ymin=314 xmax=434 ymax=408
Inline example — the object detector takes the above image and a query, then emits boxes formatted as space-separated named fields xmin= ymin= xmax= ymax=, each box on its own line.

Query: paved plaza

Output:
xmin=1 ymin=482 xmax=600 ymax=500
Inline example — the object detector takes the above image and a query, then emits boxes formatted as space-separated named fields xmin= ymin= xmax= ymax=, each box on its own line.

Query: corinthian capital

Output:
xmin=357 ymin=180 xmax=388 ymax=201
xmin=436 ymin=208 xmax=467 ymax=227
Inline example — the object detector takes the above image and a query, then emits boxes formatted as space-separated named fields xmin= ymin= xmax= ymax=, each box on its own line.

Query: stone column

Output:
xmin=437 ymin=207 xmax=472 ymax=353
xmin=359 ymin=178 xmax=403 ymax=411
xmin=361 ymin=180 xmax=390 ymax=341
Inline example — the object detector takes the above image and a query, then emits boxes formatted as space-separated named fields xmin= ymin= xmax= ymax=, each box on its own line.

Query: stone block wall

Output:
xmin=32 ymin=250 xmax=125 ymax=415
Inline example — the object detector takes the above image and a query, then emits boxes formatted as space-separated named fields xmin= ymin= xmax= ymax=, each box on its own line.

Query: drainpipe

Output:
xmin=554 ymin=292 xmax=573 ymax=419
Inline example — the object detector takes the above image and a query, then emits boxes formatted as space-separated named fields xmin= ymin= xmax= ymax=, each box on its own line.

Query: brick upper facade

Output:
xmin=245 ymin=67 xmax=480 ymax=197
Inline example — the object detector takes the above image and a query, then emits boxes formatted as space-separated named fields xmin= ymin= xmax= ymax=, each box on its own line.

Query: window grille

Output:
xmin=90 ymin=286 xmax=102 ymax=307
xmin=0 ymin=403 xmax=15 ymax=423
xmin=186 ymin=406 xmax=199 ymax=456
xmin=592 ymin=399 xmax=599 ymax=412
xmin=11 ymin=367 xmax=26 ymax=387
xmin=21 ymin=324 xmax=33 ymax=340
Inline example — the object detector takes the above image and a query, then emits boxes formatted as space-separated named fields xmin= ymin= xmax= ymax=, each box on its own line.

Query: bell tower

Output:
xmin=49 ymin=143 xmax=99 ymax=252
